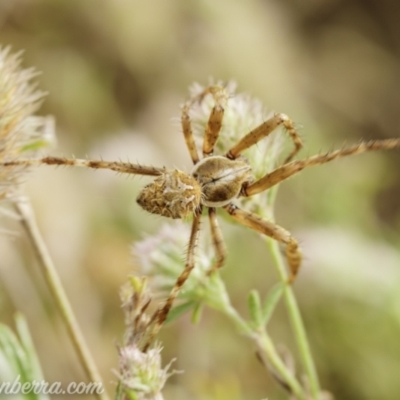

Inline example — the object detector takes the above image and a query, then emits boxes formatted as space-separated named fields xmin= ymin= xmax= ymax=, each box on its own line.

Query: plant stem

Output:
xmin=222 ymin=301 xmax=307 ymax=399
xmin=262 ymin=182 xmax=321 ymax=399
xmin=257 ymin=331 xmax=307 ymax=400
xmin=266 ymin=236 xmax=321 ymax=399
xmin=14 ymin=197 xmax=110 ymax=400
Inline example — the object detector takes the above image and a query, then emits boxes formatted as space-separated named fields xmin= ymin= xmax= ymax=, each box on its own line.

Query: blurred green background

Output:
xmin=1 ymin=0 xmax=400 ymax=399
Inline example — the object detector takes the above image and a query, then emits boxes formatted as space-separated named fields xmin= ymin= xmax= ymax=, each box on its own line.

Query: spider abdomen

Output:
xmin=136 ymin=170 xmax=202 ymax=219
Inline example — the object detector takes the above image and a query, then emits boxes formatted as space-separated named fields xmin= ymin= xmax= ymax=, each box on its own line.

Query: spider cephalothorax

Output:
xmin=191 ymin=156 xmax=252 ymax=207
xmin=136 ymin=155 xmax=252 ymax=218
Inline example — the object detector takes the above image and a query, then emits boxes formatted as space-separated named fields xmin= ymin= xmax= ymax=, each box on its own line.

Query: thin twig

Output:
xmin=14 ymin=196 xmax=110 ymax=400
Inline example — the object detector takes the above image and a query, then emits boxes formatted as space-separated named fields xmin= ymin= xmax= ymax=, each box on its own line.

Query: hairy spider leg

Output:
xmin=226 ymin=113 xmax=303 ymax=164
xmin=200 ymin=85 xmax=228 ymax=157
xmin=207 ymin=207 xmax=227 ymax=275
xmin=224 ymin=203 xmax=302 ymax=282
xmin=181 ymin=101 xmax=200 ymax=164
xmin=144 ymin=208 xmax=203 ymax=351
xmin=1 ymin=157 xmax=164 ymax=176
xmin=244 ymin=139 xmax=400 ymax=197
xmin=181 ymin=85 xmax=228 ymax=163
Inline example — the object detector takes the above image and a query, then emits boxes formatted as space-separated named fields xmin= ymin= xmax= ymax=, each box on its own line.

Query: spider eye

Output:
xmin=136 ymin=170 xmax=202 ymax=219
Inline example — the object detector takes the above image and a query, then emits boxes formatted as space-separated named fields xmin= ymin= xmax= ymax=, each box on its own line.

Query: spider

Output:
xmin=4 ymin=84 xmax=400 ymax=349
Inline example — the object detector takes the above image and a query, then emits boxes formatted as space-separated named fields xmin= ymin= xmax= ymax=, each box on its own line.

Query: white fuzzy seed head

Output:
xmin=0 ymin=46 xmax=54 ymax=202
xmin=117 ymin=343 xmax=175 ymax=400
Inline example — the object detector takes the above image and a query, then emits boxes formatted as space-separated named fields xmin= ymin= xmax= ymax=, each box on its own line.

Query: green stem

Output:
xmin=222 ymin=302 xmax=307 ymax=399
xmin=258 ymin=331 xmax=307 ymax=400
xmin=266 ymin=236 xmax=321 ymax=399
xmin=263 ymin=184 xmax=320 ymax=398
xmin=14 ymin=197 xmax=110 ymax=400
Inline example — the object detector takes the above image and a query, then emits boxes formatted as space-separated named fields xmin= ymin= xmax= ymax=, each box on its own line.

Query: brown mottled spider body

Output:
xmin=136 ymin=169 xmax=202 ymax=219
xmin=136 ymin=155 xmax=252 ymax=218
xmin=3 ymin=83 xmax=400 ymax=350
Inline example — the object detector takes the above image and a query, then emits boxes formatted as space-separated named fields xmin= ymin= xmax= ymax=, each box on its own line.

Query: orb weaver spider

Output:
xmin=4 ymin=83 xmax=400 ymax=348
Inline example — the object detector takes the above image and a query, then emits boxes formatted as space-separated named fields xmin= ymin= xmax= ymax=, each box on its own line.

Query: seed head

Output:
xmin=117 ymin=343 xmax=176 ymax=400
xmin=0 ymin=46 xmax=54 ymax=202
xmin=132 ymin=221 xmax=231 ymax=312
xmin=133 ymin=221 xmax=209 ymax=297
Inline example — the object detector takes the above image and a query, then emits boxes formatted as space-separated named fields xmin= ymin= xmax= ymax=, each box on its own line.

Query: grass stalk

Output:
xmin=14 ymin=196 xmax=110 ymax=400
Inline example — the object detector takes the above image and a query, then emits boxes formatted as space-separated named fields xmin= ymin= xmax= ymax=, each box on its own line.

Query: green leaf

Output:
xmin=247 ymin=289 xmax=263 ymax=328
xmin=0 ymin=314 xmax=49 ymax=400
xmin=191 ymin=303 xmax=203 ymax=324
xmin=262 ymin=284 xmax=284 ymax=327
xmin=19 ymin=140 xmax=49 ymax=153
xmin=0 ymin=324 xmax=27 ymax=379
xmin=15 ymin=313 xmax=46 ymax=383
xmin=166 ymin=301 xmax=196 ymax=324
xmin=124 ymin=389 xmax=139 ymax=400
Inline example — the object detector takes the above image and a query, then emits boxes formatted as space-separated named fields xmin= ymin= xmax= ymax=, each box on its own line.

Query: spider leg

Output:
xmin=1 ymin=157 xmax=164 ymax=176
xmin=181 ymin=101 xmax=200 ymax=164
xmin=207 ymin=207 xmax=227 ymax=275
xmin=224 ymin=203 xmax=302 ymax=283
xmin=226 ymin=113 xmax=303 ymax=163
xmin=243 ymin=139 xmax=400 ymax=197
xmin=143 ymin=209 xmax=202 ymax=350
xmin=201 ymin=86 xmax=228 ymax=157
xmin=181 ymin=85 xmax=228 ymax=161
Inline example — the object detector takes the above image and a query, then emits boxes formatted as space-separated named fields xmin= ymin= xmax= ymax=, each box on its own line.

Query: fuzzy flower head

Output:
xmin=133 ymin=221 xmax=231 ymax=313
xmin=117 ymin=343 xmax=176 ymax=400
xmin=0 ymin=46 xmax=54 ymax=201
xmin=187 ymin=80 xmax=287 ymax=213
xmin=133 ymin=221 xmax=211 ymax=298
